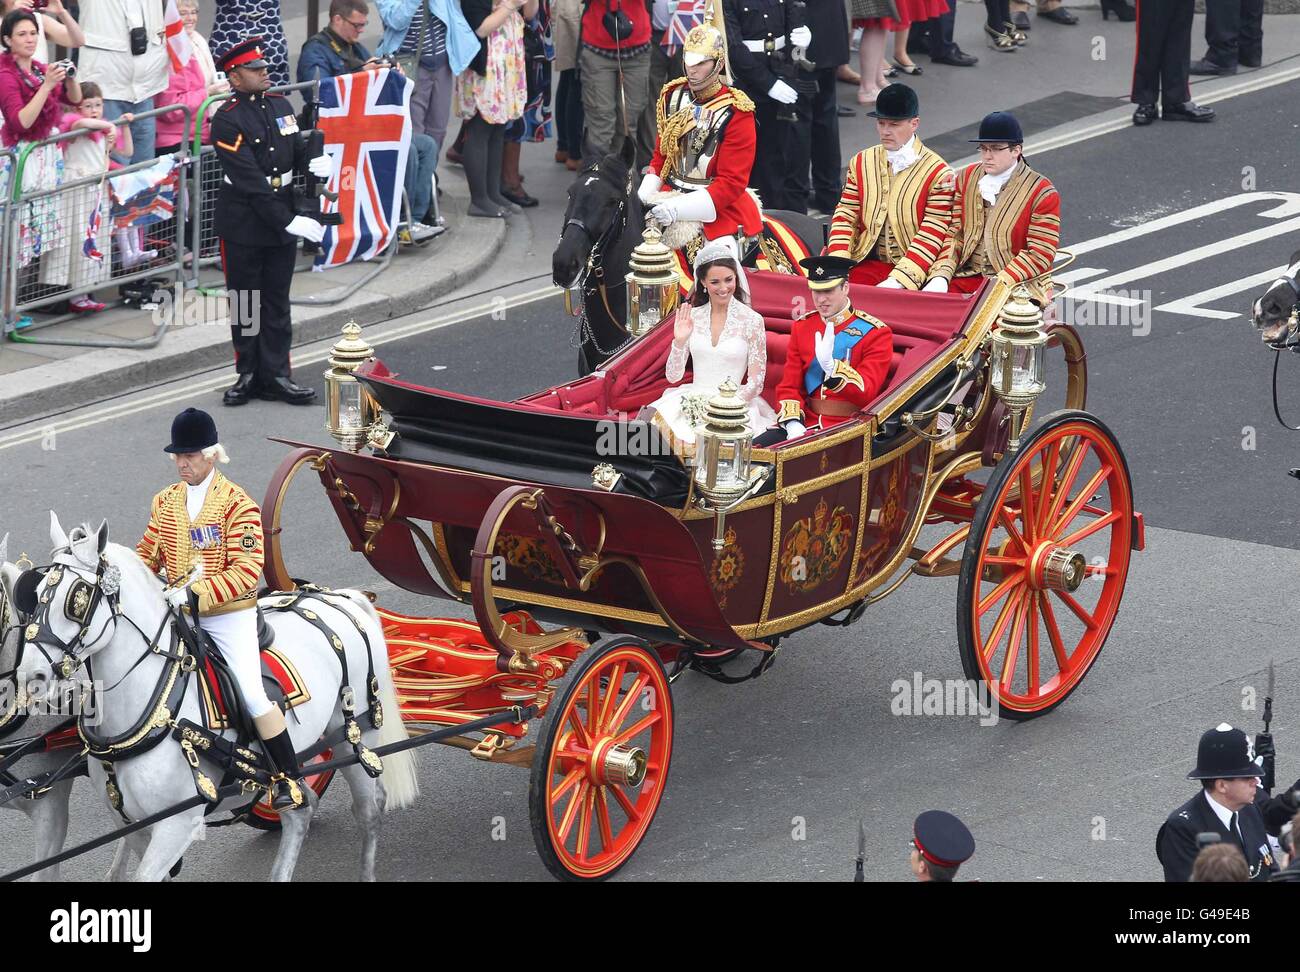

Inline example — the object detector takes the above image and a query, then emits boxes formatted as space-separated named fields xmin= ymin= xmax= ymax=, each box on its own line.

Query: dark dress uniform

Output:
xmin=784 ymin=0 xmax=849 ymax=215
xmin=1130 ymin=0 xmax=1213 ymax=122
xmin=211 ymin=39 xmax=314 ymax=403
xmin=722 ymin=0 xmax=797 ymax=212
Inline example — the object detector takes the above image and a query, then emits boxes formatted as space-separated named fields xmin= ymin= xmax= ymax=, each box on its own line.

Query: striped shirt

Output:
xmin=398 ymin=3 xmax=449 ymax=71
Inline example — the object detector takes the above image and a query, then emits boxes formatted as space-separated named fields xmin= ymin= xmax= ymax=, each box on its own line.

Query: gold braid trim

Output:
xmin=657 ymin=104 xmax=698 ymax=182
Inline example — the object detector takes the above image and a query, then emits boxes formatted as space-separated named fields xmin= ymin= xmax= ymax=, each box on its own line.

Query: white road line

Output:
xmin=0 ymin=285 xmax=560 ymax=452
xmin=1154 ymin=266 xmax=1286 ymax=320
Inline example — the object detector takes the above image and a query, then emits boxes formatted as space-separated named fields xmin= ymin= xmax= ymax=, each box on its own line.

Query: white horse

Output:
xmin=18 ymin=514 xmax=419 ymax=882
xmin=0 ymin=533 xmax=82 ymax=881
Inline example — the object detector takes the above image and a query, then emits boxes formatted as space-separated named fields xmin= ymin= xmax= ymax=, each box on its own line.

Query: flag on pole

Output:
xmin=313 ymin=67 xmax=412 ymax=270
xmin=83 ymin=189 xmax=104 ymax=262
xmin=662 ymin=0 xmax=707 ymax=56
xmin=164 ymin=0 xmax=193 ymax=71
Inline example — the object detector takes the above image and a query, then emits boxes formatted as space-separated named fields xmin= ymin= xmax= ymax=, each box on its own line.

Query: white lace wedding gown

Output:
xmin=648 ymin=297 xmax=777 ymax=449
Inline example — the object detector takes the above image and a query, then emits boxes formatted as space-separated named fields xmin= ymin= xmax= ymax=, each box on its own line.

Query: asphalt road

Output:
xmin=2 ymin=79 xmax=1299 ymax=883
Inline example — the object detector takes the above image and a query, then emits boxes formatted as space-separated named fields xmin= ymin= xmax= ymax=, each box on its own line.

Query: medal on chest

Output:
xmin=190 ymin=525 xmax=223 ymax=550
xmin=276 ymin=113 xmax=299 ymax=136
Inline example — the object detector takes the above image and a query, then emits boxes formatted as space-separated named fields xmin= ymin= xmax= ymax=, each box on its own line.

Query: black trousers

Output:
xmin=1203 ymin=0 xmax=1264 ymax=67
xmin=751 ymin=97 xmax=794 ymax=212
xmin=1131 ymin=0 xmax=1193 ymax=108
xmin=908 ymin=0 xmax=958 ymax=60
xmin=221 ymin=238 xmax=297 ymax=382
xmin=784 ymin=66 xmax=842 ymax=215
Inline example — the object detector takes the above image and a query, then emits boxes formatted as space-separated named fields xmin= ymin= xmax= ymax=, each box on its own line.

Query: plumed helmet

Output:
xmin=682 ymin=23 xmax=725 ymax=67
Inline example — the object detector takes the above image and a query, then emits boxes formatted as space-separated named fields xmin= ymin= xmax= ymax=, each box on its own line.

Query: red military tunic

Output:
xmin=929 ymin=160 xmax=1061 ymax=305
xmin=649 ymin=77 xmax=762 ymax=241
xmin=827 ymin=137 xmax=954 ymax=289
xmin=774 ymin=305 xmax=894 ymax=428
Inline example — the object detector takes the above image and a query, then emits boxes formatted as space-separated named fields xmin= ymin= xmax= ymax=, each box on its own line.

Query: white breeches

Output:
xmin=200 ymin=608 xmax=274 ymax=719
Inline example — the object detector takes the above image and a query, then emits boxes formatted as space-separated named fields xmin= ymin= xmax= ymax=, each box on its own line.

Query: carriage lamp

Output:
xmin=324 ymin=320 xmax=380 ymax=452
xmin=694 ymin=380 xmax=769 ymax=550
xmin=625 ymin=219 xmax=681 ymax=338
xmin=988 ymin=286 xmax=1048 ymax=454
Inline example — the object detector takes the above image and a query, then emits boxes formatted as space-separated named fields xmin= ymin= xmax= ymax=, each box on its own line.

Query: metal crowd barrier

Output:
xmin=0 ymin=147 xmax=15 ymax=330
xmin=2 ymin=104 xmax=188 ymax=347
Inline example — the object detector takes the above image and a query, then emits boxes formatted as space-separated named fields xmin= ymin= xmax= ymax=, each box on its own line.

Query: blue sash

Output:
xmin=804 ymin=322 xmax=873 ymax=395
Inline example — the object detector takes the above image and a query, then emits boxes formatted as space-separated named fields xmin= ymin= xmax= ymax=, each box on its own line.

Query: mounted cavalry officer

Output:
xmin=923 ymin=111 xmax=1060 ymax=305
xmin=135 ymin=407 xmax=305 ymax=810
xmin=826 ymin=83 xmax=954 ymax=289
xmin=637 ymin=22 xmax=762 ymax=264
xmin=755 ymin=254 xmax=893 ymax=444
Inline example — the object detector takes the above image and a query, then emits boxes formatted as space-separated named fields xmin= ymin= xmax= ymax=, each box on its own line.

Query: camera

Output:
xmin=129 ymin=25 xmax=149 ymax=56
xmin=51 ymin=58 xmax=76 ymax=78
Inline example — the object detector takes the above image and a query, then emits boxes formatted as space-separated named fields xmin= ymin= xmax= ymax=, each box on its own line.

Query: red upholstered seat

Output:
xmin=518 ymin=271 xmax=988 ymax=420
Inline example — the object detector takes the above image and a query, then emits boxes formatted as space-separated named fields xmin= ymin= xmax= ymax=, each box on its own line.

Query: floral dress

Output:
xmin=453 ymin=10 xmax=527 ymax=124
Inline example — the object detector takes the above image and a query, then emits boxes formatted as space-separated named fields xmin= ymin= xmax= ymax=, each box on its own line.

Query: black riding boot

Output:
xmin=262 ymin=728 xmax=305 ymax=811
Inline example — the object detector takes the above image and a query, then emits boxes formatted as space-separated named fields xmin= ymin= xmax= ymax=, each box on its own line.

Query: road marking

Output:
xmin=1154 ymin=266 xmax=1286 ymax=320
xmin=0 ymin=285 xmax=560 ymax=452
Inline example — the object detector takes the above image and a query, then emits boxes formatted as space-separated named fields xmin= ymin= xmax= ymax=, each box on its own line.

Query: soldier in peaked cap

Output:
xmin=910 ymin=809 xmax=974 ymax=882
xmin=1156 ymin=724 xmax=1278 ymax=882
xmin=212 ymin=37 xmax=334 ymax=408
xmin=826 ymin=83 xmax=954 ymax=289
xmin=136 ymin=408 xmax=305 ymax=810
xmin=754 ymin=255 xmax=892 ymax=446
xmin=924 ymin=111 xmax=1060 ymax=307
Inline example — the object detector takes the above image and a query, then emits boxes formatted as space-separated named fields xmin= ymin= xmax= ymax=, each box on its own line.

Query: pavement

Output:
xmin=5 ymin=10 xmax=1300 ymax=429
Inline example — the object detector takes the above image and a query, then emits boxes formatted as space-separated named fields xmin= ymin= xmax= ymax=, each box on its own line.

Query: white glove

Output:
xmin=813 ymin=324 xmax=835 ymax=374
xmin=784 ymin=420 xmax=807 ymax=439
xmin=668 ymin=189 xmax=717 ymax=223
xmin=165 ymin=584 xmax=191 ymax=609
xmin=649 ymin=202 xmax=677 ymax=226
xmin=768 ymin=79 xmax=798 ymax=105
xmin=790 ymin=25 xmax=812 ymax=47
xmin=637 ymin=172 xmax=663 ymax=205
xmin=922 ymin=277 xmax=949 ymax=293
xmin=285 ymin=215 xmax=326 ymax=243
xmin=308 ymin=154 xmax=332 ymax=179
xmin=877 ymin=277 xmax=905 ymax=290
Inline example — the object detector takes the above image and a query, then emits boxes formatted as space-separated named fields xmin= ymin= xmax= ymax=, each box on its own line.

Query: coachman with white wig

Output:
xmin=135 ymin=407 xmax=306 ymax=809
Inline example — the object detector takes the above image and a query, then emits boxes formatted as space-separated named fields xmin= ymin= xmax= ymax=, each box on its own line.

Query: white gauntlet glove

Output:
xmin=784 ymin=420 xmax=807 ymax=439
xmin=768 ymin=79 xmax=798 ymax=104
xmin=922 ymin=277 xmax=950 ymax=293
xmin=665 ymin=189 xmax=717 ymax=223
xmin=789 ymin=25 xmax=812 ymax=47
xmin=285 ymin=215 xmax=326 ymax=243
xmin=877 ymin=277 xmax=905 ymax=290
xmin=637 ymin=172 xmax=663 ymax=205
xmin=813 ymin=324 xmax=835 ymax=375
xmin=165 ymin=584 xmax=191 ymax=609
xmin=649 ymin=202 xmax=677 ymax=226
xmin=307 ymin=154 xmax=333 ymax=179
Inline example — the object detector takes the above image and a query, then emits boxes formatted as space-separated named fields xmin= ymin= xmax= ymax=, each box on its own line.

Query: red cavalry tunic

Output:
xmin=774 ymin=305 xmax=894 ymax=427
xmin=649 ymin=77 xmax=762 ymax=241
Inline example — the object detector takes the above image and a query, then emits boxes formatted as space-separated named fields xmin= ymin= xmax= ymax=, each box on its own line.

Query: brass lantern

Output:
xmin=988 ymin=286 xmax=1048 ymax=453
xmin=625 ymin=219 xmax=681 ymax=338
xmin=694 ymin=379 xmax=766 ymax=549
xmin=324 ymin=320 xmax=379 ymax=452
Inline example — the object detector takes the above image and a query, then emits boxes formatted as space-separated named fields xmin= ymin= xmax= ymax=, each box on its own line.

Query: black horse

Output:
xmin=553 ymin=138 xmax=825 ymax=376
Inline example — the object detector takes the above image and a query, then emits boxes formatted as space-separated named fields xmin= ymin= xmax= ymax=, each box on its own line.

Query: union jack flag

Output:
xmin=107 ymin=156 xmax=178 ymax=230
xmin=83 ymin=190 xmax=104 ymax=263
xmin=662 ymin=0 xmax=708 ymax=56
xmin=314 ymin=67 xmax=412 ymax=270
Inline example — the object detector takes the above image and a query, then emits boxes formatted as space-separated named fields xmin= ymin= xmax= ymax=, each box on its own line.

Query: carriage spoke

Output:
xmin=984 ymin=555 xmax=1028 ymax=567
xmin=1018 ymin=467 xmax=1038 ymax=545
xmin=997 ymin=506 xmax=1030 ymax=553
xmin=983 ymin=583 xmax=1023 ymax=661
xmin=1000 ymin=591 xmax=1029 ymax=689
xmin=610 ymin=782 xmax=641 ymax=821
xmin=595 ymin=787 xmax=615 ymax=853
xmin=556 ymin=779 xmax=587 ymax=842
xmin=586 ymin=680 xmax=599 ymax=736
xmin=1043 ymin=439 xmax=1090 ymax=532
xmin=1084 ymin=563 xmax=1116 ymax=578
xmin=612 ymin=710 xmax=661 ymax=745
xmin=576 ymin=786 xmax=595 ymax=862
xmin=1033 ymin=440 xmax=1062 ymax=537
xmin=1027 ymin=593 xmax=1041 ymax=695
xmin=566 ymin=709 xmax=592 ymax=749
xmin=1040 ymin=593 xmax=1070 ymax=669
xmin=978 ymin=568 xmax=1026 ymax=618
xmin=1050 ymin=465 xmax=1113 ymax=538
xmin=1054 ymin=589 xmax=1100 ymax=631
xmin=550 ymin=765 xmax=585 ymax=808
xmin=606 ymin=671 xmax=650 ymax=735
xmin=596 ymin=661 xmax=626 ymax=730
xmin=1058 ymin=509 xmax=1121 ymax=548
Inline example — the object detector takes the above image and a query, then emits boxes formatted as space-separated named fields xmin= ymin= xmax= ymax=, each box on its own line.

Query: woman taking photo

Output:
xmin=0 ymin=0 xmax=83 ymax=67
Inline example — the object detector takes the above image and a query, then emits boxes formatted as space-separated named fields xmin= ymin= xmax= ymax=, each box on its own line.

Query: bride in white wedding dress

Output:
xmin=647 ymin=238 xmax=777 ymax=452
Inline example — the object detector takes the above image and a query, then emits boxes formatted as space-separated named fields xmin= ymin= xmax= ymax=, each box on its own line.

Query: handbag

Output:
xmin=395 ymin=1 xmax=431 ymax=77
xmin=601 ymin=3 xmax=634 ymax=42
xmin=851 ymin=0 xmax=900 ymax=21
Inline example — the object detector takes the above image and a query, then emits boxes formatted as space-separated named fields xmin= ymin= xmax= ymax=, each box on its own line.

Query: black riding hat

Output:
xmin=970 ymin=110 xmax=1024 ymax=144
xmin=1187 ymin=724 xmax=1262 ymax=780
xmin=868 ymin=83 xmax=919 ymax=121
xmin=164 ymin=408 xmax=219 ymax=455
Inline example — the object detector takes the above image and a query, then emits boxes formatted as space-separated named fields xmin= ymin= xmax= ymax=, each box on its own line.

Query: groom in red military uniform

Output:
xmin=637 ymin=22 xmax=762 ymax=255
xmin=756 ymin=255 xmax=894 ymax=446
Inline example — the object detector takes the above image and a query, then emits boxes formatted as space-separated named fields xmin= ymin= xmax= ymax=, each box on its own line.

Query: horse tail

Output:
xmin=334 ymin=590 xmax=420 ymax=812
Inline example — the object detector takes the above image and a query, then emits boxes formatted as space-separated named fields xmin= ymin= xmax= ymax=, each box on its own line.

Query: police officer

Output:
xmin=1156 ymin=724 xmax=1279 ymax=882
xmin=721 ymin=0 xmax=812 ymax=212
xmin=909 ymin=810 xmax=975 ymax=882
xmin=212 ymin=38 xmax=333 ymax=407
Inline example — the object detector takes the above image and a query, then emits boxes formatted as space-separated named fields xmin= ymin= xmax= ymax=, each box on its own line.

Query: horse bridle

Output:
xmin=560 ymin=162 xmax=636 ymax=326
xmin=22 ymin=555 xmax=124 ymax=680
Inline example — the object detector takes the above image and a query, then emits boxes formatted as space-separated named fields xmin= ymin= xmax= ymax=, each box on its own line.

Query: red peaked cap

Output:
xmin=218 ymin=38 xmax=268 ymax=72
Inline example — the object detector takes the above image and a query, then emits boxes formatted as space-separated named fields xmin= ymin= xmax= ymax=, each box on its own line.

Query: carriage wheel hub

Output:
xmin=1028 ymin=543 xmax=1085 ymax=592
xmin=590 ymin=737 xmax=647 ymax=787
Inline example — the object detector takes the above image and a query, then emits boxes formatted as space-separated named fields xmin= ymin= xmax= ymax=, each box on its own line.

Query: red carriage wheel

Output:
xmin=957 ymin=410 xmax=1135 ymax=720
xmin=242 ymin=749 xmax=336 ymax=831
xmin=528 ymin=636 xmax=674 ymax=880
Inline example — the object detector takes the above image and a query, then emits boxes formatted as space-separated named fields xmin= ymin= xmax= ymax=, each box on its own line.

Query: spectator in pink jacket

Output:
xmin=154 ymin=49 xmax=224 ymax=153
